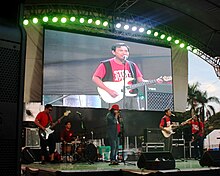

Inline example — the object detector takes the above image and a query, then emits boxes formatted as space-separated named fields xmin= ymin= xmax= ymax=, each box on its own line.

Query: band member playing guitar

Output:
xmin=35 ymin=104 xmax=71 ymax=164
xmin=159 ymin=108 xmax=175 ymax=152
xmin=92 ymin=42 xmax=164 ymax=110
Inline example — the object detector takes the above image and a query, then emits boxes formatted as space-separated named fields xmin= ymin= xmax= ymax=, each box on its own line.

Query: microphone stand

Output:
xmin=122 ymin=59 xmax=126 ymax=109
xmin=120 ymin=58 xmax=136 ymax=166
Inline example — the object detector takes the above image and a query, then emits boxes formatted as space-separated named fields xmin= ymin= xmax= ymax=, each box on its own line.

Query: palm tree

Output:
xmin=195 ymin=90 xmax=220 ymax=121
xmin=187 ymin=82 xmax=200 ymax=113
xmin=187 ymin=82 xmax=220 ymax=121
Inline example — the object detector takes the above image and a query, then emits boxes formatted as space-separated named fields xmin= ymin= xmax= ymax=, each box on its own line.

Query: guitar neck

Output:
xmin=126 ymin=79 xmax=157 ymax=90
xmin=52 ymin=115 xmax=65 ymax=127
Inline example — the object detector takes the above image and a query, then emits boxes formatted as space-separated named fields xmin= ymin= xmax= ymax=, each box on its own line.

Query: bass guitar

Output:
xmin=39 ymin=110 xmax=71 ymax=140
xmin=97 ymin=76 xmax=172 ymax=103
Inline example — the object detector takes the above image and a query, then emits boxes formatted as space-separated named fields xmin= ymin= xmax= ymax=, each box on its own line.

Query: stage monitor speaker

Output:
xmin=199 ymin=150 xmax=220 ymax=167
xmin=0 ymin=2 xmax=26 ymax=175
xmin=137 ymin=151 xmax=175 ymax=170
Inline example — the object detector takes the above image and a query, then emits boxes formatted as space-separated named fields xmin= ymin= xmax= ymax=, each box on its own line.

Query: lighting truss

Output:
xmin=24 ymin=3 xmax=220 ymax=78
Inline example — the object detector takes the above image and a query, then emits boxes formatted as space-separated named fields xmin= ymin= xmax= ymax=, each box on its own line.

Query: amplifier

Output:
xmin=142 ymin=143 xmax=165 ymax=152
xmin=144 ymin=128 xmax=164 ymax=143
xmin=172 ymin=139 xmax=185 ymax=159
xmin=23 ymin=128 xmax=40 ymax=148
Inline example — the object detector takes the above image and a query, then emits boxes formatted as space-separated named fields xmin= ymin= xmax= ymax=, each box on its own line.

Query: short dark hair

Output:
xmin=65 ymin=121 xmax=71 ymax=125
xmin=111 ymin=43 xmax=129 ymax=51
xmin=45 ymin=104 xmax=53 ymax=109
xmin=164 ymin=108 xmax=170 ymax=113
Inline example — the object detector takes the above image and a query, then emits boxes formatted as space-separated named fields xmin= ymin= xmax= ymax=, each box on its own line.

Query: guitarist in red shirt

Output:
xmin=159 ymin=108 xmax=175 ymax=152
xmin=34 ymin=104 xmax=56 ymax=164
xmin=92 ymin=43 xmax=163 ymax=110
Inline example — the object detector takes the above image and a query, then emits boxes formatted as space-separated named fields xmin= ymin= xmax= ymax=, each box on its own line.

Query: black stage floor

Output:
xmin=21 ymin=159 xmax=220 ymax=176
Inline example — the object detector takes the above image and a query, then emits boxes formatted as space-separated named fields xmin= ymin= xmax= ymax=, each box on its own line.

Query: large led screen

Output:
xmin=43 ymin=29 xmax=173 ymax=111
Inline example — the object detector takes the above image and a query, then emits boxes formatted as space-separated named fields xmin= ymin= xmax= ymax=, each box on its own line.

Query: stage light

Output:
xmin=124 ymin=25 xmax=129 ymax=30
xmin=139 ymin=27 xmax=144 ymax=33
xmin=154 ymin=32 xmax=159 ymax=37
xmin=42 ymin=16 xmax=49 ymax=22
xmin=115 ymin=23 xmax=121 ymax=28
xmin=160 ymin=34 xmax=165 ymax=39
xmin=79 ymin=18 xmax=85 ymax=23
xmin=52 ymin=17 xmax=58 ymax=23
xmin=146 ymin=30 xmax=151 ymax=35
xmin=132 ymin=26 xmax=137 ymax=31
xmin=32 ymin=17 xmax=38 ymax=24
xmin=95 ymin=20 xmax=101 ymax=25
xmin=23 ymin=19 xmax=29 ymax=25
xmin=175 ymin=39 xmax=180 ymax=44
xmin=70 ymin=16 xmax=76 ymax=22
xmin=88 ymin=19 xmax=93 ymax=24
xmin=167 ymin=36 xmax=172 ymax=41
xmin=103 ymin=21 xmax=108 ymax=27
xmin=180 ymin=43 xmax=185 ymax=48
xmin=61 ymin=17 xmax=67 ymax=23
xmin=187 ymin=45 xmax=192 ymax=51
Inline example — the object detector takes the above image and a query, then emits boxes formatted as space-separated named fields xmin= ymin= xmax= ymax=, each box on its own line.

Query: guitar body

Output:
xmin=161 ymin=125 xmax=176 ymax=138
xmin=39 ymin=110 xmax=71 ymax=140
xmin=39 ymin=126 xmax=54 ymax=140
xmin=97 ymin=76 xmax=172 ymax=104
xmin=97 ymin=78 xmax=136 ymax=103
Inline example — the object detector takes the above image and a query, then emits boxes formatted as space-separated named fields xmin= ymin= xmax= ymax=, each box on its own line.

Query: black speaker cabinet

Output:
xmin=0 ymin=2 xmax=26 ymax=175
xmin=199 ymin=150 xmax=220 ymax=167
xmin=137 ymin=151 xmax=175 ymax=170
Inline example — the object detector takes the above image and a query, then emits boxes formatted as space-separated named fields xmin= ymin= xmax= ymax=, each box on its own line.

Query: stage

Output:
xmin=21 ymin=159 xmax=220 ymax=176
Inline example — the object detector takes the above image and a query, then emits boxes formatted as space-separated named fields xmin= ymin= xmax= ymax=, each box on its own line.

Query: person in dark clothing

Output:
xmin=106 ymin=104 xmax=122 ymax=165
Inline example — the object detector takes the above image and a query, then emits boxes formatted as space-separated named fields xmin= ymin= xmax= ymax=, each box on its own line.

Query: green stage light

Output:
xmin=160 ymin=34 xmax=165 ymax=39
xmin=32 ymin=17 xmax=38 ymax=24
xmin=52 ymin=17 xmax=58 ymax=23
xmin=103 ymin=21 xmax=108 ymax=27
xmin=187 ymin=45 xmax=192 ymax=51
xmin=70 ymin=16 xmax=76 ymax=22
xmin=95 ymin=20 xmax=101 ymax=25
xmin=167 ymin=36 xmax=172 ymax=41
xmin=61 ymin=17 xmax=67 ymax=23
xmin=154 ymin=32 xmax=159 ymax=37
xmin=79 ymin=18 xmax=85 ymax=23
xmin=146 ymin=30 xmax=151 ymax=35
xmin=42 ymin=16 xmax=49 ymax=22
xmin=180 ymin=43 xmax=185 ymax=48
xmin=88 ymin=19 xmax=93 ymax=24
xmin=23 ymin=19 xmax=29 ymax=25
xmin=175 ymin=39 xmax=180 ymax=44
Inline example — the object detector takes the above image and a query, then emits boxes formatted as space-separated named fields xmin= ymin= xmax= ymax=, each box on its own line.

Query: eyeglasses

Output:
xmin=48 ymin=109 xmax=53 ymax=112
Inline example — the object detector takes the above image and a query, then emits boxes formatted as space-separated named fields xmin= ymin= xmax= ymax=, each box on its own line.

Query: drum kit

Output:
xmin=60 ymin=137 xmax=99 ymax=164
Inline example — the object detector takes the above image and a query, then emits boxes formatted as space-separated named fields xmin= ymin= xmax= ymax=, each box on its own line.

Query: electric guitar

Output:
xmin=39 ymin=110 xmax=71 ymax=140
xmin=161 ymin=117 xmax=193 ymax=138
xmin=161 ymin=124 xmax=180 ymax=138
xmin=97 ymin=76 xmax=172 ymax=103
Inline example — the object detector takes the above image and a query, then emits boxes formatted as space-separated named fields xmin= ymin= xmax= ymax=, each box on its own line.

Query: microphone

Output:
xmin=123 ymin=55 xmax=128 ymax=60
xmin=76 ymin=111 xmax=81 ymax=115
xmin=171 ymin=113 xmax=175 ymax=117
xmin=122 ymin=55 xmax=128 ymax=64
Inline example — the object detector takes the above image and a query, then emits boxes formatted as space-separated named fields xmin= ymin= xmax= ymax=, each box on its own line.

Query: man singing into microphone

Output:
xmin=92 ymin=42 xmax=163 ymax=110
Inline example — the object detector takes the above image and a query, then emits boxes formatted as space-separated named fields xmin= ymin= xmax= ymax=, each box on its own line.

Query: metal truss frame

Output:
xmin=24 ymin=3 xmax=220 ymax=78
